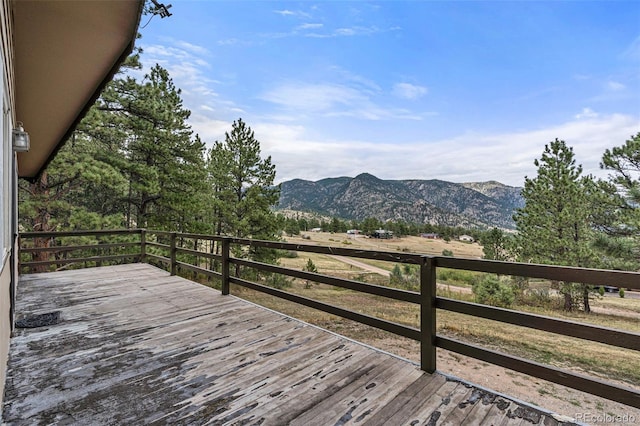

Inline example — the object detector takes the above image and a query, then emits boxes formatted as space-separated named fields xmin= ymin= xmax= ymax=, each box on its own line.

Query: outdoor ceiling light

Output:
xmin=12 ymin=122 xmax=29 ymax=152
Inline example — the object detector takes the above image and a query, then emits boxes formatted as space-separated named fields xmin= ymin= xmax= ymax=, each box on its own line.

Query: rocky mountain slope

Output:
xmin=278 ymin=173 xmax=524 ymax=229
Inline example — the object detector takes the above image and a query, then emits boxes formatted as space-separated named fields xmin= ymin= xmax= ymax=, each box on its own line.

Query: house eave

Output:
xmin=12 ymin=0 xmax=144 ymax=180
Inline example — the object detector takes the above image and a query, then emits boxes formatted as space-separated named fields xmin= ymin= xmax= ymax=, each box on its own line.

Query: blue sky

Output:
xmin=139 ymin=1 xmax=640 ymax=186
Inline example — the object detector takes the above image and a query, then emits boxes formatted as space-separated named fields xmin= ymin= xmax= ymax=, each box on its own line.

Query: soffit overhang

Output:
xmin=13 ymin=0 xmax=143 ymax=179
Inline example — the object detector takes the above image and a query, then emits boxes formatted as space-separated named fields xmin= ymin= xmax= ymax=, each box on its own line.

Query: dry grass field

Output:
xmin=221 ymin=232 xmax=640 ymax=421
xmin=286 ymin=231 xmax=485 ymax=258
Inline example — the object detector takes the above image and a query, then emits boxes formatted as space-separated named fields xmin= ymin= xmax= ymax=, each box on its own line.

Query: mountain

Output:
xmin=278 ymin=174 xmax=524 ymax=229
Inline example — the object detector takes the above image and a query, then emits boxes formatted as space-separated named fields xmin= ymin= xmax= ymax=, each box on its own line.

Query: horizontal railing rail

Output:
xmin=17 ymin=229 xmax=640 ymax=409
xmin=19 ymin=229 xmax=144 ymax=272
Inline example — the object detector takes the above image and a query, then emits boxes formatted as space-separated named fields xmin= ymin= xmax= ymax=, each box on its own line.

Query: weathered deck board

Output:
xmin=3 ymin=264 xmax=574 ymax=425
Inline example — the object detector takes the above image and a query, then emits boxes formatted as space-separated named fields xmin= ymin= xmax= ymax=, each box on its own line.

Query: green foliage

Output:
xmin=442 ymin=249 xmax=453 ymax=257
xmin=201 ymin=119 xmax=282 ymax=266
xmin=619 ymin=288 xmax=625 ymax=298
xmin=283 ymin=217 xmax=301 ymax=236
xmin=481 ymin=228 xmax=511 ymax=261
xmin=303 ymin=258 xmax=318 ymax=273
xmin=598 ymin=286 xmax=605 ymax=297
xmin=19 ymin=133 xmax=128 ymax=234
xmin=514 ymin=139 xmax=596 ymax=267
xmin=513 ymin=139 xmax=600 ymax=312
xmin=85 ymin=62 xmax=208 ymax=232
xmin=599 ymin=132 xmax=640 ymax=268
xmin=281 ymin=250 xmax=299 ymax=258
xmin=516 ymin=288 xmax=561 ymax=310
xmin=437 ymin=268 xmax=478 ymax=286
xmin=389 ymin=264 xmax=419 ymax=291
xmin=19 ymin=45 xmax=285 ymax=274
xmin=472 ymin=275 xmax=515 ymax=308
xmin=264 ymin=273 xmax=291 ymax=290
xmin=302 ymin=258 xmax=318 ymax=288
xmin=361 ymin=217 xmax=383 ymax=235
xmin=207 ymin=119 xmax=280 ymax=265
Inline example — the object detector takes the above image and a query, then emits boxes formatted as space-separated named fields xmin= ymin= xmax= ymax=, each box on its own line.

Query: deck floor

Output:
xmin=3 ymin=264 xmax=574 ymax=425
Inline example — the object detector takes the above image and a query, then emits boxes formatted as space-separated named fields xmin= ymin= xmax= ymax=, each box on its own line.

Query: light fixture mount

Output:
xmin=12 ymin=121 xmax=30 ymax=152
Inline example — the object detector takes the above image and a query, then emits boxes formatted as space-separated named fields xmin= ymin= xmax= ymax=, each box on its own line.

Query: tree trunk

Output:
xmin=30 ymin=172 xmax=54 ymax=273
xmin=563 ymin=291 xmax=573 ymax=311
xmin=582 ymin=285 xmax=591 ymax=313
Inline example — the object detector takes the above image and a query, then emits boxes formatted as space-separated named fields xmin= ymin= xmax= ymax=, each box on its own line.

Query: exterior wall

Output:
xmin=0 ymin=0 xmax=14 ymax=415
xmin=0 ymin=257 xmax=10 ymax=411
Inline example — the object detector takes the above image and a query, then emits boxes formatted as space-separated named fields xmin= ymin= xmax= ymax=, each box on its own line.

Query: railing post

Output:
xmin=221 ymin=237 xmax=230 ymax=295
xmin=170 ymin=232 xmax=177 ymax=276
xmin=420 ymin=256 xmax=437 ymax=373
xmin=140 ymin=229 xmax=146 ymax=264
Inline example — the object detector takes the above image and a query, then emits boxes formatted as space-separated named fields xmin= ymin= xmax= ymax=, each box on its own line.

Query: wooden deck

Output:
xmin=3 ymin=264 xmax=575 ymax=425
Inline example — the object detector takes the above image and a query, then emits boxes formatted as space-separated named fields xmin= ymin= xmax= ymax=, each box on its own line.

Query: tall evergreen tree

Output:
xmin=87 ymin=63 xmax=207 ymax=231
xmin=599 ymin=132 xmax=640 ymax=268
xmin=18 ymin=134 xmax=128 ymax=270
xmin=513 ymin=139 xmax=597 ymax=311
xmin=207 ymin=119 xmax=280 ymax=262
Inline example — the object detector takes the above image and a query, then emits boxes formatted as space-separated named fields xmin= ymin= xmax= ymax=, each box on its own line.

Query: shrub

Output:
xmin=472 ymin=275 xmax=515 ymax=308
xmin=303 ymin=258 xmax=318 ymax=288
xmin=442 ymin=249 xmax=453 ymax=257
xmin=265 ymin=273 xmax=291 ymax=290
xmin=389 ymin=264 xmax=419 ymax=291
xmin=598 ymin=286 xmax=605 ymax=297
xmin=281 ymin=250 xmax=299 ymax=258
xmin=303 ymin=258 xmax=318 ymax=273
xmin=619 ymin=288 xmax=625 ymax=298
xmin=517 ymin=288 xmax=562 ymax=310
xmin=437 ymin=268 xmax=478 ymax=286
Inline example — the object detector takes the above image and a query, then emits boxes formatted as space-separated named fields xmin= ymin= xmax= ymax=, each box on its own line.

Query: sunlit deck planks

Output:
xmin=3 ymin=264 xmax=573 ymax=425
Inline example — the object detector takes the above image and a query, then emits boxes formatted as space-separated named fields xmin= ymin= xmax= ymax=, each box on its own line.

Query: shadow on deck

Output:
xmin=3 ymin=264 xmax=575 ymax=425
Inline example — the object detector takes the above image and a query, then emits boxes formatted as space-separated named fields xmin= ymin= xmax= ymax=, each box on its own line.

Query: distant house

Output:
xmin=420 ymin=233 xmax=440 ymax=239
xmin=459 ymin=235 xmax=475 ymax=243
xmin=310 ymin=227 xmax=322 ymax=232
xmin=372 ymin=230 xmax=394 ymax=239
xmin=346 ymin=229 xmax=361 ymax=235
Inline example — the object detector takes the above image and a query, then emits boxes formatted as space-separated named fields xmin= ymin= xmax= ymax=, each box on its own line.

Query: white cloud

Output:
xmin=260 ymin=81 xmax=431 ymax=121
xmin=217 ymin=38 xmax=240 ymax=46
xmin=392 ymin=83 xmax=428 ymax=100
xmin=174 ymin=41 xmax=210 ymax=56
xmin=297 ymin=23 xmax=323 ymax=30
xmin=189 ymin=115 xmax=233 ymax=145
xmin=140 ymin=40 xmax=248 ymax=139
xmin=335 ymin=28 xmax=356 ymax=36
xmin=305 ymin=26 xmax=383 ymax=38
xmin=274 ymin=9 xmax=311 ymax=19
xmin=575 ymin=108 xmax=598 ymax=120
xmin=243 ymin=113 xmax=640 ymax=186
xmin=261 ymin=83 xmax=364 ymax=112
xmin=606 ymin=81 xmax=626 ymax=91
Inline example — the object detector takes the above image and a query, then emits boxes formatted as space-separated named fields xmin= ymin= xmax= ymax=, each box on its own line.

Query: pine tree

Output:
xmin=87 ymin=63 xmax=208 ymax=231
xmin=599 ymin=132 xmax=640 ymax=268
xmin=513 ymin=139 xmax=597 ymax=311
xmin=18 ymin=134 xmax=128 ymax=270
xmin=481 ymin=227 xmax=511 ymax=261
xmin=207 ymin=119 xmax=280 ymax=263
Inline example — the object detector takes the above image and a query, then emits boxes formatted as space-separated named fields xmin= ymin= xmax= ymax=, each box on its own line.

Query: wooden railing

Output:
xmin=18 ymin=229 xmax=640 ymax=409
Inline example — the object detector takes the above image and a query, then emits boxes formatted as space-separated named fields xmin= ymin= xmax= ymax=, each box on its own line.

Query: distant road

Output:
xmin=329 ymin=255 xmax=639 ymax=302
xmin=331 ymin=255 xmax=390 ymax=276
